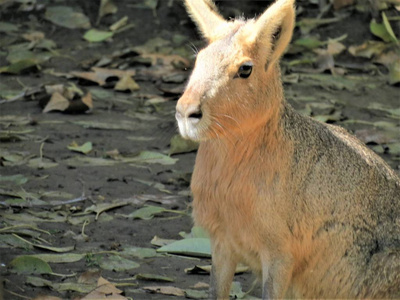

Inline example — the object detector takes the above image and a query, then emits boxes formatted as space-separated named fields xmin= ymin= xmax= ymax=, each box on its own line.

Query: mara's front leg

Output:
xmin=261 ymin=253 xmax=294 ymax=300
xmin=209 ymin=239 xmax=239 ymax=300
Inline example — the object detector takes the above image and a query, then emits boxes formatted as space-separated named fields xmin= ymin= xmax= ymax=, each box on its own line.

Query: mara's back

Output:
xmin=280 ymin=104 xmax=400 ymax=298
xmin=176 ymin=0 xmax=400 ymax=298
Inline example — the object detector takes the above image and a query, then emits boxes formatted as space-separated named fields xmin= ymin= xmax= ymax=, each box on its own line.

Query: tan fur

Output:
xmin=176 ymin=0 xmax=400 ymax=299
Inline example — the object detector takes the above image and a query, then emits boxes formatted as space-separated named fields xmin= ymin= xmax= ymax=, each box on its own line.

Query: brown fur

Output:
xmin=176 ymin=0 xmax=400 ymax=298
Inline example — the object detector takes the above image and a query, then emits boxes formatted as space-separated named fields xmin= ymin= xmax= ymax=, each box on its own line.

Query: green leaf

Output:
xmin=128 ymin=205 xmax=167 ymax=220
xmin=370 ymin=13 xmax=398 ymax=43
xmin=45 ymin=6 xmax=91 ymax=29
xmin=0 ymin=174 xmax=28 ymax=185
xmin=121 ymin=246 xmax=158 ymax=259
xmin=31 ymin=253 xmax=85 ymax=263
xmin=27 ymin=158 xmax=59 ymax=169
xmin=169 ymin=134 xmax=198 ymax=155
xmin=136 ymin=273 xmax=174 ymax=282
xmin=64 ymin=156 xmax=116 ymax=167
xmin=157 ymin=238 xmax=211 ymax=258
xmin=26 ymin=276 xmax=95 ymax=293
xmin=294 ymin=37 xmax=324 ymax=49
xmin=99 ymin=255 xmax=140 ymax=271
xmin=0 ymin=59 xmax=38 ymax=74
xmin=127 ymin=151 xmax=178 ymax=165
xmin=9 ymin=256 xmax=52 ymax=274
xmin=388 ymin=59 xmax=400 ymax=85
xmin=83 ymin=29 xmax=114 ymax=42
xmin=185 ymin=289 xmax=209 ymax=299
xmin=67 ymin=141 xmax=93 ymax=154
xmin=0 ymin=22 xmax=19 ymax=33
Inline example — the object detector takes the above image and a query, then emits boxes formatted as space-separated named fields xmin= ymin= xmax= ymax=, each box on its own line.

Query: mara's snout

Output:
xmin=175 ymin=100 xmax=204 ymax=141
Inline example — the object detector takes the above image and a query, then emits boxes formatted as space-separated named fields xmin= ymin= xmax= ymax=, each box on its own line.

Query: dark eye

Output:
xmin=237 ymin=63 xmax=253 ymax=79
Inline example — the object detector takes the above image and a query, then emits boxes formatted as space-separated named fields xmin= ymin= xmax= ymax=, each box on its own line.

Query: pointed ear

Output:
xmin=184 ymin=0 xmax=227 ymax=43
xmin=247 ymin=0 xmax=295 ymax=70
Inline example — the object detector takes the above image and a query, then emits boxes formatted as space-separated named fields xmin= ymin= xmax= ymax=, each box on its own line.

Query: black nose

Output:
xmin=188 ymin=110 xmax=203 ymax=120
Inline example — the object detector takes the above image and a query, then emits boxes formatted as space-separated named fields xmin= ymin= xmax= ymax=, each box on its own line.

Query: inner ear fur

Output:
xmin=184 ymin=0 xmax=227 ymax=43
xmin=246 ymin=0 xmax=295 ymax=71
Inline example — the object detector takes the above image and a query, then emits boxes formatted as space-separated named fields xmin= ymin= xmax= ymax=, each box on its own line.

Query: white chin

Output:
xmin=177 ymin=120 xmax=201 ymax=141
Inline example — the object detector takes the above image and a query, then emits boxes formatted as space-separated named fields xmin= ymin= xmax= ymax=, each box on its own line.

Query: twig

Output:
xmin=4 ymin=289 xmax=31 ymax=300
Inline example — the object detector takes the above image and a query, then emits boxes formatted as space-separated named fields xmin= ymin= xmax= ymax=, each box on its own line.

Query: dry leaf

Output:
xmin=333 ymin=0 xmax=355 ymax=10
xmin=80 ymin=277 xmax=127 ymax=300
xmin=22 ymin=31 xmax=45 ymax=42
xmin=71 ymin=68 xmax=136 ymax=86
xmin=143 ymin=285 xmax=185 ymax=297
xmin=98 ymin=0 xmax=118 ymax=23
xmin=114 ymin=74 xmax=140 ymax=91
xmin=78 ymin=270 xmax=102 ymax=284
xmin=43 ymin=92 xmax=69 ymax=113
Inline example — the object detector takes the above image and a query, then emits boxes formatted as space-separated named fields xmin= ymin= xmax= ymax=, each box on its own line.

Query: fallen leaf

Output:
xmin=184 ymin=289 xmax=209 ymax=299
xmin=0 ymin=58 xmax=39 ymax=74
xmin=109 ymin=16 xmax=129 ymax=31
xmin=370 ymin=12 xmax=398 ymax=43
xmin=83 ymin=29 xmax=114 ymax=42
xmin=297 ymin=17 xmax=342 ymax=35
xmin=0 ymin=174 xmax=28 ymax=186
xmin=0 ymin=21 xmax=19 ymax=33
xmin=9 ymin=256 xmax=53 ymax=274
xmin=81 ymin=277 xmax=127 ymax=300
xmin=348 ymin=41 xmax=388 ymax=59
xmin=45 ymin=6 xmax=91 ymax=29
xmin=64 ymin=156 xmax=116 ymax=167
xmin=121 ymin=246 xmax=158 ymax=259
xmin=143 ymin=286 xmax=185 ymax=297
xmin=128 ymin=205 xmax=168 ymax=220
xmin=150 ymin=236 xmax=176 ymax=247
xmin=67 ymin=141 xmax=93 ymax=154
xmin=26 ymin=276 xmax=95 ymax=293
xmin=388 ymin=59 xmax=400 ymax=85
xmin=71 ymin=67 xmax=136 ymax=86
xmin=98 ymin=0 xmax=118 ymax=24
xmin=169 ymin=134 xmax=198 ymax=155
xmin=31 ymin=253 xmax=85 ymax=264
xmin=72 ymin=120 xmax=139 ymax=131
xmin=114 ymin=74 xmax=140 ymax=91
xmin=99 ymin=255 xmax=140 ymax=271
xmin=27 ymin=157 xmax=59 ymax=169
xmin=126 ymin=151 xmax=178 ymax=165
xmin=157 ymin=238 xmax=211 ymax=258
xmin=136 ymin=273 xmax=174 ymax=282
xmin=333 ymin=0 xmax=355 ymax=10
xmin=43 ymin=92 xmax=69 ymax=113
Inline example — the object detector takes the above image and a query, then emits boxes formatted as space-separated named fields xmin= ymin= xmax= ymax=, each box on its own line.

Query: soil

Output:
xmin=0 ymin=1 xmax=399 ymax=299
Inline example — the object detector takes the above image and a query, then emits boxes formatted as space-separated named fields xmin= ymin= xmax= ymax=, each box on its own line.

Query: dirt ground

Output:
xmin=0 ymin=0 xmax=399 ymax=299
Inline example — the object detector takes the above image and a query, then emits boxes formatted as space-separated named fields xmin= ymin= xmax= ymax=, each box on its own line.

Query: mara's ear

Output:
xmin=184 ymin=0 xmax=226 ymax=43
xmin=247 ymin=0 xmax=295 ymax=70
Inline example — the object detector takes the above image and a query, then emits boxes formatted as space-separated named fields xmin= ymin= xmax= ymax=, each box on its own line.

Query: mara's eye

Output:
xmin=237 ymin=63 xmax=253 ymax=79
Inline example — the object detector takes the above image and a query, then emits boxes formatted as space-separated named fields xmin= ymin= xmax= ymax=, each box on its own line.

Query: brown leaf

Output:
xmin=333 ymin=0 xmax=355 ymax=10
xmin=348 ymin=41 xmax=387 ymax=59
xmin=114 ymin=74 xmax=140 ymax=92
xmin=143 ymin=285 xmax=185 ymax=297
xmin=81 ymin=92 xmax=93 ymax=110
xmin=33 ymin=296 xmax=63 ymax=300
xmin=43 ymin=92 xmax=69 ymax=113
xmin=78 ymin=270 xmax=101 ymax=284
xmin=71 ymin=68 xmax=136 ymax=86
xmin=22 ymin=31 xmax=45 ymax=42
xmin=80 ymin=277 xmax=127 ymax=300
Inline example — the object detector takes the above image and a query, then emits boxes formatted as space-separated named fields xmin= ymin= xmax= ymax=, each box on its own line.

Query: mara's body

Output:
xmin=176 ymin=0 xmax=400 ymax=298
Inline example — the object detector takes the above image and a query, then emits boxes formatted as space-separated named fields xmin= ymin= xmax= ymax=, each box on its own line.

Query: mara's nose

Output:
xmin=176 ymin=103 xmax=203 ymax=122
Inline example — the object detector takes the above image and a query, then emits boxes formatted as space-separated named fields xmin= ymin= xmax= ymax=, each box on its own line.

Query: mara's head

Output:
xmin=176 ymin=0 xmax=295 ymax=142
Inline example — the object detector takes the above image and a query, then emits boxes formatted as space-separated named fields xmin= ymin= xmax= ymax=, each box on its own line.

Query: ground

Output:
xmin=0 ymin=0 xmax=399 ymax=299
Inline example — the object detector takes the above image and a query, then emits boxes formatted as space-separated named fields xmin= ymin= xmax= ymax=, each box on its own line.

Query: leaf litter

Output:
xmin=1 ymin=0 xmax=399 ymax=299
